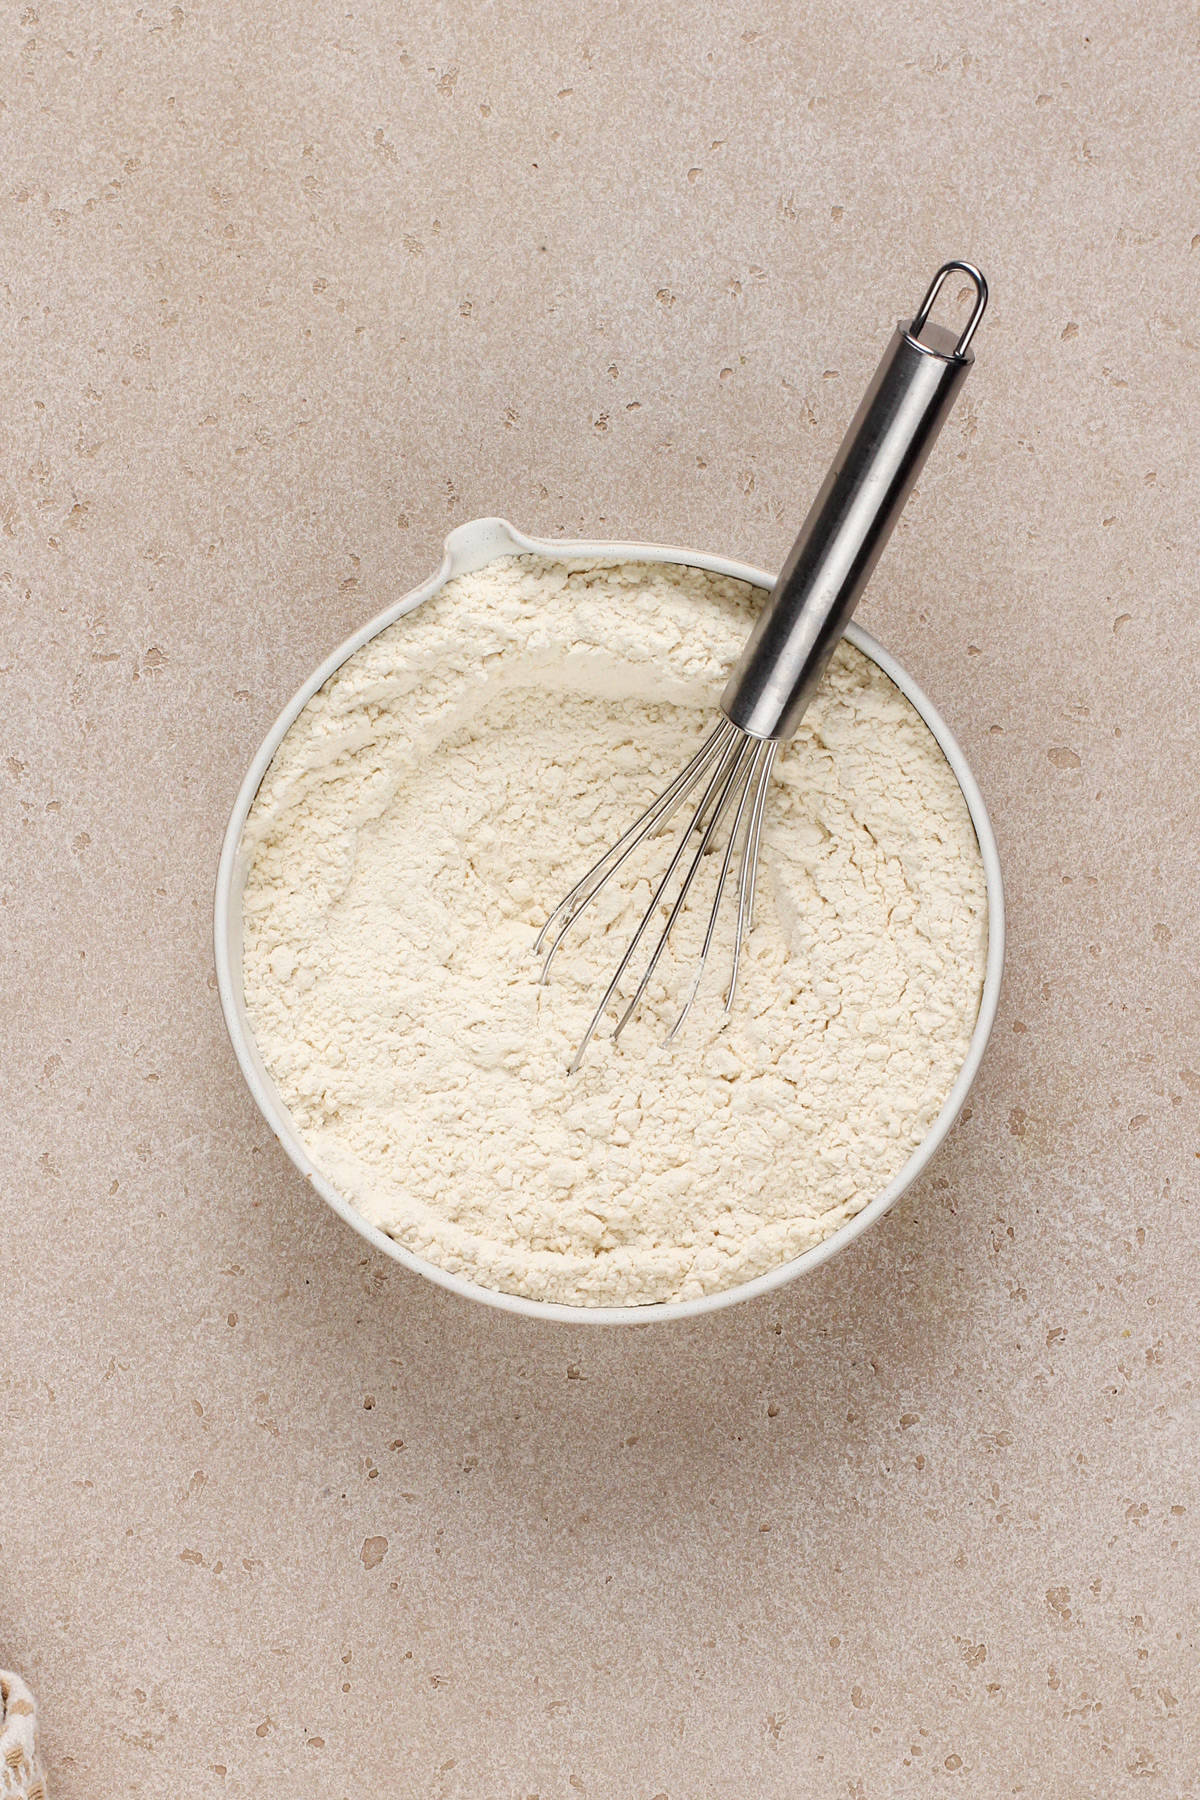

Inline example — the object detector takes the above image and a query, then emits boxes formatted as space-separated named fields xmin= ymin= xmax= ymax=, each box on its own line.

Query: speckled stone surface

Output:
xmin=3 ymin=2 xmax=1199 ymax=1794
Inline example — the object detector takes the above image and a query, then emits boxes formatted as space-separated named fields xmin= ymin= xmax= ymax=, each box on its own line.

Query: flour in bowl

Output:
xmin=240 ymin=555 xmax=987 ymax=1305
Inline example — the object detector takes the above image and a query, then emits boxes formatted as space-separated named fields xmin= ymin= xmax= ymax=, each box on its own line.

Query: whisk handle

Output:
xmin=721 ymin=261 xmax=986 ymax=741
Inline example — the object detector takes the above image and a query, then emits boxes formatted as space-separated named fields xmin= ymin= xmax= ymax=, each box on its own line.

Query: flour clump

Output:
xmin=241 ymin=555 xmax=987 ymax=1306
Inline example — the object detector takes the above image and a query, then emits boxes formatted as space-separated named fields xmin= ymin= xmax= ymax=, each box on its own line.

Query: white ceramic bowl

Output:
xmin=215 ymin=517 xmax=1004 ymax=1324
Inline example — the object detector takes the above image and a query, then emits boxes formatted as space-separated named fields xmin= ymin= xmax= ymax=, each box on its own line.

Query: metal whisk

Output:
xmin=538 ymin=261 xmax=988 ymax=1071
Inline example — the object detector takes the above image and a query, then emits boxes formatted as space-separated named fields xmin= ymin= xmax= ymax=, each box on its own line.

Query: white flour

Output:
xmin=241 ymin=556 xmax=987 ymax=1306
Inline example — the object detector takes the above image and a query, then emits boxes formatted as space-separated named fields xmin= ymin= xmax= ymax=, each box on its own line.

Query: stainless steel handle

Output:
xmin=721 ymin=261 xmax=987 ymax=741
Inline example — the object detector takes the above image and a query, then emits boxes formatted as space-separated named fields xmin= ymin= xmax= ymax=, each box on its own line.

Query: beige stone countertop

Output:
xmin=3 ymin=2 xmax=1198 ymax=1794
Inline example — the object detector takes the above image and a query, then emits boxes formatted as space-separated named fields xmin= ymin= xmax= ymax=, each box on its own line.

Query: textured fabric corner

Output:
xmin=0 ymin=1673 xmax=45 ymax=1800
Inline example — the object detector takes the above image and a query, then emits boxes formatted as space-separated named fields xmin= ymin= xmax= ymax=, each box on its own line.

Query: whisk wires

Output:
xmin=534 ymin=718 xmax=778 ymax=1071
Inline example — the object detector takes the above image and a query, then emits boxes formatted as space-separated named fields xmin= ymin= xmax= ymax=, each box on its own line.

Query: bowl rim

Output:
xmin=214 ymin=516 xmax=1005 ymax=1325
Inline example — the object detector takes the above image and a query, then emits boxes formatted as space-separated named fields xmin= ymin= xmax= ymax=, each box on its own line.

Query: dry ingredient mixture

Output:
xmin=241 ymin=556 xmax=987 ymax=1306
